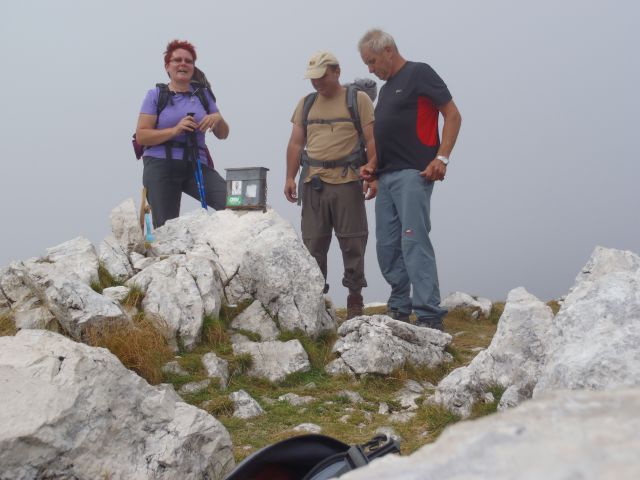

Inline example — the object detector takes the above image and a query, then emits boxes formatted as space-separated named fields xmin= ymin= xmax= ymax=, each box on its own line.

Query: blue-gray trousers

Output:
xmin=375 ymin=169 xmax=447 ymax=321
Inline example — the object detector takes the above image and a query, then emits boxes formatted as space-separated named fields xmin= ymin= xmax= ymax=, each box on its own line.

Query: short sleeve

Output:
xmin=417 ymin=64 xmax=452 ymax=107
xmin=140 ymin=88 xmax=159 ymax=115
xmin=204 ymin=89 xmax=219 ymax=113
xmin=290 ymin=96 xmax=306 ymax=126
xmin=356 ymin=90 xmax=375 ymax=126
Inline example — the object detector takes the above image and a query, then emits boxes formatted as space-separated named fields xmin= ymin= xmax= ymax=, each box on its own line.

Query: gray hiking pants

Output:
xmin=301 ymin=181 xmax=368 ymax=293
xmin=376 ymin=169 xmax=447 ymax=321
xmin=143 ymin=157 xmax=227 ymax=228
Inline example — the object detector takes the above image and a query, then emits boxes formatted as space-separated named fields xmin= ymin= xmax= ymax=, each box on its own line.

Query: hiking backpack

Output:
xmin=224 ymin=433 xmax=400 ymax=480
xmin=296 ymin=78 xmax=377 ymax=205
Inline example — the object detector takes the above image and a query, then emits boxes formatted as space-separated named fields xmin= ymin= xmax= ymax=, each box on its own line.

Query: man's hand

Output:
xmin=359 ymin=162 xmax=376 ymax=182
xmin=363 ymin=179 xmax=378 ymax=200
xmin=284 ymin=178 xmax=298 ymax=203
xmin=420 ymin=159 xmax=447 ymax=181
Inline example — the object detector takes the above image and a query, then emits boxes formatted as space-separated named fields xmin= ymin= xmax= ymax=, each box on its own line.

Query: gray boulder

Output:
xmin=0 ymin=330 xmax=234 ymax=480
xmin=126 ymin=248 xmax=224 ymax=351
xmin=230 ymin=300 xmax=280 ymax=341
xmin=230 ymin=390 xmax=264 ymax=419
xmin=326 ymin=316 xmax=452 ymax=376
xmin=109 ymin=198 xmax=145 ymax=254
xmin=441 ymin=291 xmax=492 ymax=317
xmin=434 ymin=287 xmax=553 ymax=417
xmin=534 ymin=246 xmax=640 ymax=395
xmin=340 ymin=389 xmax=640 ymax=480
xmin=148 ymin=209 xmax=335 ymax=338
xmin=232 ymin=339 xmax=311 ymax=383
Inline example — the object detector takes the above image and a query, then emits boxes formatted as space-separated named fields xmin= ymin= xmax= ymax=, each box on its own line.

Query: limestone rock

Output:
xmin=109 ymin=198 xmax=145 ymax=254
xmin=230 ymin=300 xmax=280 ymax=341
xmin=394 ymin=380 xmax=425 ymax=411
xmin=232 ymin=339 xmax=311 ymax=383
xmin=162 ymin=360 xmax=189 ymax=377
xmin=278 ymin=393 xmax=316 ymax=406
xmin=441 ymin=291 xmax=492 ymax=317
xmin=98 ymin=236 xmax=134 ymax=282
xmin=434 ymin=287 xmax=553 ymax=417
xmin=202 ymin=352 xmax=229 ymax=389
xmin=179 ymin=379 xmax=210 ymax=395
xmin=0 ymin=330 xmax=234 ymax=479
xmin=534 ymin=246 xmax=640 ymax=396
xmin=149 ymin=209 xmax=335 ymax=338
xmin=340 ymin=389 xmax=640 ymax=480
xmin=126 ymin=250 xmax=223 ymax=351
xmin=292 ymin=423 xmax=322 ymax=434
xmin=102 ymin=286 xmax=130 ymax=303
xmin=230 ymin=390 xmax=264 ymax=419
xmin=327 ymin=316 xmax=452 ymax=376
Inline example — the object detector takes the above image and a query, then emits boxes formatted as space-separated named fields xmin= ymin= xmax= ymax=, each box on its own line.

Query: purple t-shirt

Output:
xmin=139 ymin=85 xmax=218 ymax=160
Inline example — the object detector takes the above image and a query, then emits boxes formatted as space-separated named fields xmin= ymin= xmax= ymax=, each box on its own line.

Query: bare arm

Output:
xmin=284 ymin=124 xmax=305 ymax=203
xmin=360 ymin=121 xmax=378 ymax=199
xmin=135 ymin=113 xmax=197 ymax=146
xmin=421 ymin=99 xmax=462 ymax=181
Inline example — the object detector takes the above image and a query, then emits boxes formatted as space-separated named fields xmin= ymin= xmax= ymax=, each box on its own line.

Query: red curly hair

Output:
xmin=164 ymin=40 xmax=197 ymax=65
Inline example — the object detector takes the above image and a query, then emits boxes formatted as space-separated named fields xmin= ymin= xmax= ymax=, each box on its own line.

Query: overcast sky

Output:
xmin=1 ymin=0 xmax=638 ymax=305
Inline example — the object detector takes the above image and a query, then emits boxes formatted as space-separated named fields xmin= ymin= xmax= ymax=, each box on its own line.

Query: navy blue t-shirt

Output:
xmin=374 ymin=61 xmax=452 ymax=173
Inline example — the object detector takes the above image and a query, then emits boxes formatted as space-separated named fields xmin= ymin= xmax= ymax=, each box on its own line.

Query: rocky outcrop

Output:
xmin=434 ymin=287 xmax=554 ymax=416
xmin=0 ymin=330 xmax=234 ymax=480
xmin=126 ymin=247 xmax=224 ymax=351
xmin=0 ymin=237 xmax=128 ymax=339
xmin=326 ymin=316 xmax=452 ymax=376
xmin=148 ymin=209 xmax=335 ymax=338
xmin=435 ymin=246 xmax=640 ymax=417
xmin=340 ymin=388 xmax=640 ymax=480
xmin=534 ymin=246 xmax=640 ymax=395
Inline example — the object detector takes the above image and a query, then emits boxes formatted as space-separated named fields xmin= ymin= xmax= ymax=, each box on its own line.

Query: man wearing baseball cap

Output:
xmin=284 ymin=50 xmax=377 ymax=319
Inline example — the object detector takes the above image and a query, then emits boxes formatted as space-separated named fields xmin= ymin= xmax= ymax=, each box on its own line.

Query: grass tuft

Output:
xmin=122 ymin=285 xmax=145 ymax=310
xmin=91 ymin=263 xmax=122 ymax=293
xmin=84 ymin=314 xmax=173 ymax=385
xmin=0 ymin=313 xmax=17 ymax=336
xmin=277 ymin=329 xmax=338 ymax=370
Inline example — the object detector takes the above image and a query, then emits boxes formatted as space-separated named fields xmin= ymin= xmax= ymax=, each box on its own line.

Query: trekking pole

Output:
xmin=187 ymin=113 xmax=208 ymax=210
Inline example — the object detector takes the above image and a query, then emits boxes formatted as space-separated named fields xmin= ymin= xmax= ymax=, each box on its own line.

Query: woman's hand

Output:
xmin=198 ymin=112 xmax=224 ymax=132
xmin=173 ymin=115 xmax=198 ymax=136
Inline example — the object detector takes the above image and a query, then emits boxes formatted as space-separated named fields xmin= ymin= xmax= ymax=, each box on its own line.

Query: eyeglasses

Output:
xmin=170 ymin=57 xmax=194 ymax=65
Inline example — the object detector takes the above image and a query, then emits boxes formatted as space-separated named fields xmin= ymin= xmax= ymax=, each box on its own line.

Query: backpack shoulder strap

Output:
xmin=154 ymin=83 xmax=171 ymax=127
xmin=302 ymin=92 xmax=318 ymax=141
xmin=191 ymin=81 xmax=216 ymax=114
xmin=346 ymin=85 xmax=364 ymax=139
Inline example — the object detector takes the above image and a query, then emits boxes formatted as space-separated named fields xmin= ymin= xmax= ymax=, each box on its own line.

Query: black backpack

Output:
xmin=224 ymin=433 xmax=400 ymax=480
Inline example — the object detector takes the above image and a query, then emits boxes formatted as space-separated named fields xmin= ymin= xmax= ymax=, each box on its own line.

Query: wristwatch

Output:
xmin=436 ymin=155 xmax=449 ymax=166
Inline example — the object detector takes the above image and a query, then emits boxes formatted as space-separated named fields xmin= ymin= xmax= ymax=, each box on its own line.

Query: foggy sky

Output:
xmin=1 ymin=0 xmax=638 ymax=305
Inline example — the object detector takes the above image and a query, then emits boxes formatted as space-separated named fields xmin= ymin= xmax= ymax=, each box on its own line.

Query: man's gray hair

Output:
xmin=358 ymin=28 xmax=397 ymax=53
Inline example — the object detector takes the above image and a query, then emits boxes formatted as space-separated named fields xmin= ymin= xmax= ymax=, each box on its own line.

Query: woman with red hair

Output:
xmin=136 ymin=40 xmax=229 ymax=228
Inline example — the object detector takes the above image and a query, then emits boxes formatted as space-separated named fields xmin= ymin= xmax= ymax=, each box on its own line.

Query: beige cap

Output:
xmin=304 ymin=51 xmax=339 ymax=79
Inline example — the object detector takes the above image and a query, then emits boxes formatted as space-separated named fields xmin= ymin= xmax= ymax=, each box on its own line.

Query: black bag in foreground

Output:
xmin=224 ymin=433 xmax=400 ymax=480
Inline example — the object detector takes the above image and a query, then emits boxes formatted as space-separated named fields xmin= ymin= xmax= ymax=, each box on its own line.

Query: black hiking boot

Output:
xmin=346 ymin=292 xmax=364 ymax=320
xmin=416 ymin=317 xmax=444 ymax=331
xmin=386 ymin=309 xmax=410 ymax=322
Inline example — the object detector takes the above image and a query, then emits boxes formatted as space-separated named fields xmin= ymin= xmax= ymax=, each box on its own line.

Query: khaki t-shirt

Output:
xmin=291 ymin=89 xmax=374 ymax=184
